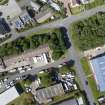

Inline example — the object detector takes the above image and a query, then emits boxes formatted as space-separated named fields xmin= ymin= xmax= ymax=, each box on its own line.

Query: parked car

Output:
xmin=16 ymin=76 xmax=21 ymax=80
xmin=19 ymin=70 xmax=25 ymax=73
xmin=85 ymin=80 xmax=88 ymax=85
xmin=4 ymin=78 xmax=8 ymax=82
xmin=9 ymin=81 xmax=14 ymax=86
xmin=5 ymin=84 xmax=11 ymax=89
xmin=25 ymin=87 xmax=31 ymax=93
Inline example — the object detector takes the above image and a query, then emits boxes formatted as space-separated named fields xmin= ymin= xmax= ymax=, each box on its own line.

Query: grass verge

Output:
xmin=80 ymin=57 xmax=105 ymax=103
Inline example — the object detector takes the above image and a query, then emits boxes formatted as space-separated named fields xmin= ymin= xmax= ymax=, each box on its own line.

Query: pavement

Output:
xmin=66 ymin=27 xmax=95 ymax=105
xmin=1 ymin=4 xmax=105 ymax=45
xmin=1 ymin=4 xmax=105 ymax=105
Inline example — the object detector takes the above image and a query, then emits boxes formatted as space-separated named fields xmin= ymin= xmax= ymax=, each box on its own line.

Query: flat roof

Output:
xmin=90 ymin=55 xmax=105 ymax=91
xmin=0 ymin=86 xmax=19 ymax=105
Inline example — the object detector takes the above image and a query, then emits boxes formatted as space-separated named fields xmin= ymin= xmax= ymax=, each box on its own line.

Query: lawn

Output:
xmin=80 ymin=57 xmax=92 ymax=76
xmin=38 ymin=72 xmax=54 ymax=87
xmin=71 ymin=5 xmax=85 ymax=14
xmin=18 ymin=79 xmax=32 ymax=90
xmin=80 ymin=57 xmax=105 ymax=103
xmin=8 ymin=92 xmax=36 ymax=105
xmin=59 ymin=65 xmax=75 ymax=75
xmin=88 ymin=76 xmax=105 ymax=100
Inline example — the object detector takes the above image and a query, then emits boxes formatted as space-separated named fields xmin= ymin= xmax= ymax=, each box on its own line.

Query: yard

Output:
xmin=38 ymin=71 xmax=54 ymax=87
xmin=80 ymin=57 xmax=105 ymax=104
xmin=38 ymin=64 xmax=76 ymax=87
xmin=8 ymin=92 xmax=36 ymax=105
xmin=59 ymin=65 xmax=75 ymax=75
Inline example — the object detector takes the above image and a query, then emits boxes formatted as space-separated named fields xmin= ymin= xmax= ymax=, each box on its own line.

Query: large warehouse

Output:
xmin=0 ymin=86 xmax=19 ymax=105
xmin=90 ymin=55 xmax=105 ymax=92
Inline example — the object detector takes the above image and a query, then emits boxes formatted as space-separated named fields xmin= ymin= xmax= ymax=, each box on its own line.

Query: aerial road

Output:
xmin=1 ymin=4 xmax=105 ymax=105
xmin=1 ymin=4 xmax=105 ymax=45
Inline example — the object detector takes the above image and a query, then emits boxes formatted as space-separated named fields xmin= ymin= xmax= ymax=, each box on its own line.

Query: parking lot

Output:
xmin=0 ymin=45 xmax=52 ymax=72
xmin=84 ymin=45 xmax=105 ymax=59
xmin=0 ymin=0 xmax=22 ymax=19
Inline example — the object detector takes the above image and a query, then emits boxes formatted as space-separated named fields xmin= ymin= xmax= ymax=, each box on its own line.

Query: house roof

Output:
xmin=70 ymin=0 xmax=79 ymax=7
xmin=32 ymin=83 xmax=64 ymax=104
xmin=35 ymin=10 xmax=53 ymax=23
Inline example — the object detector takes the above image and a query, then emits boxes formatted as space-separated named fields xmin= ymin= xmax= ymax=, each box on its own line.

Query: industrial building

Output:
xmin=90 ymin=55 xmax=105 ymax=91
xmin=0 ymin=86 xmax=19 ymax=105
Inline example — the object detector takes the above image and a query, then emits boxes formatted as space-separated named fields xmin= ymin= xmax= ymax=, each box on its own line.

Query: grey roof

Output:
xmin=57 ymin=99 xmax=78 ymax=105
xmin=90 ymin=55 xmax=105 ymax=91
xmin=0 ymin=18 xmax=10 ymax=35
xmin=34 ymin=83 xmax=64 ymax=103
xmin=35 ymin=10 xmax=53 ymax=23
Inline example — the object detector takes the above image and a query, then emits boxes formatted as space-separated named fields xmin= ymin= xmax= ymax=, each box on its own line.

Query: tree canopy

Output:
xmin=71 ymin=12 xmax=105 ymax=51
xmin=0 ymin=28 xmax=67 ymax=60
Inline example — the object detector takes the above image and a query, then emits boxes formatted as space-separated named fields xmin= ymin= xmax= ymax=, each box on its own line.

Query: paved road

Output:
xmin=1 ymin=4 xmax=105 ymax=104
xmin=66 ymin=26 xmax=95 ymax=105
xmin=5 ymin=52 xmax=70 ymax=83
xmin=1 ymin=4 xmax=105 ymax=45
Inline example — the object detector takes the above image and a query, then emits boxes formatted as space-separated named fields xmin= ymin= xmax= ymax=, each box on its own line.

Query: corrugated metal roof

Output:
xmin=90 ymin=55 xmax=105 ymax=91
xmin=0 ymin=86 xmax=19 ymax=105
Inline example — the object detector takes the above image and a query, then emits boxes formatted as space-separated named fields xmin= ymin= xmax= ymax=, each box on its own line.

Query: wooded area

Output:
xmin=71 ymin=12 xmax=105 ymax=51
xmin=0 ymin=28 xmax=67 ymax=60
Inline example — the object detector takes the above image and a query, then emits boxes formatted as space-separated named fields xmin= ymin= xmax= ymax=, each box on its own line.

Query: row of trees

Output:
xmin=71 ymin=12 xmax=105 ymax=51
xmin=0 ymin=29 xmax=67 ymax=60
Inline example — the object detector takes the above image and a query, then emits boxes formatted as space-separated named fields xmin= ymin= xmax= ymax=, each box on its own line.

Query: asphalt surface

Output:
xmin=66 ymin=26 xmax=95 ymax=105
xmin=1 ymin=4 xmax=105 ymax=105
xmin=1 ymin=4 xmax=105 ymax=45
